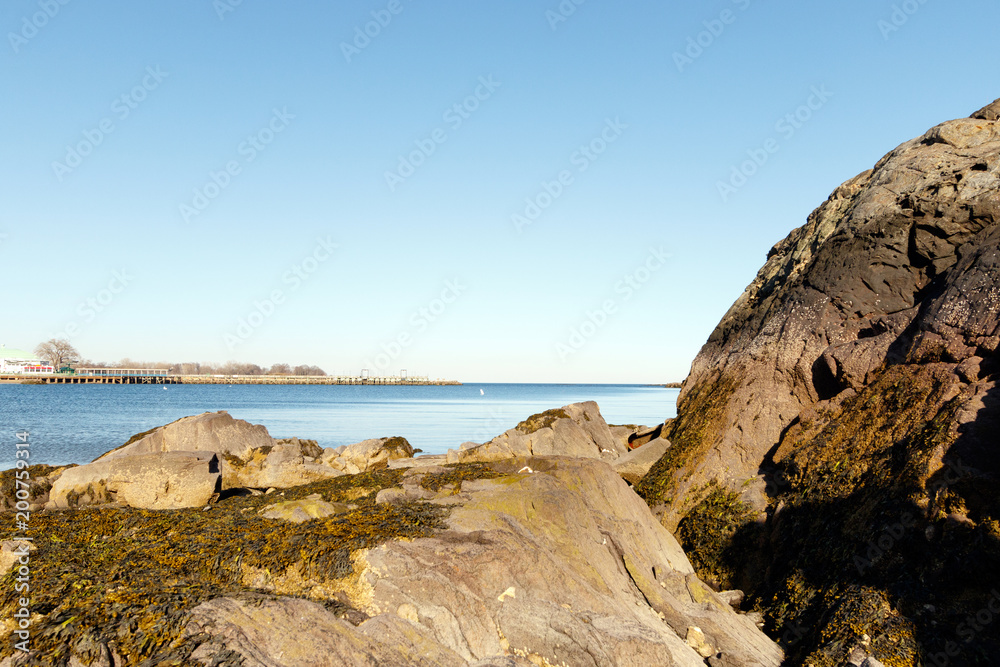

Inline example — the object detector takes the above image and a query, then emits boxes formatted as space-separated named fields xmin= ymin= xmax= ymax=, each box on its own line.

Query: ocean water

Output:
xmin=0 ymin=383 xmax=678 ymax=470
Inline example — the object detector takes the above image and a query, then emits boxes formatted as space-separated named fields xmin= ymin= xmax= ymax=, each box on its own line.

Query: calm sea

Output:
xmin=0 ymin=383 xmax=678 ymax=470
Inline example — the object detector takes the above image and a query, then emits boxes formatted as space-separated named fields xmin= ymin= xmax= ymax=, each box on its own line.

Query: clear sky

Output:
xmin=2 ymin=0 xmax=997 ymax=383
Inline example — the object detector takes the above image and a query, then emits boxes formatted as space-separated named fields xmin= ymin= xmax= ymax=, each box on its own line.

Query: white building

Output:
xmin=0 ymin=345 xmax=54 ymax=374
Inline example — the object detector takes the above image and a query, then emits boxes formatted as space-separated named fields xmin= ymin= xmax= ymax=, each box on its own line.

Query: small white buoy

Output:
xmin=480 ymin=389 xmax=484 ymax=395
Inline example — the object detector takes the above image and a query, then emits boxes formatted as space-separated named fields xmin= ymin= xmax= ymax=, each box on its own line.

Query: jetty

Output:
xmin=1 ymin=368 xmax=459 ymax=386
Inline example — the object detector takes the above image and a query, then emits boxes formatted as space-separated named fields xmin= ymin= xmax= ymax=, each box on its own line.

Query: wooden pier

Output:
xmin=0 ymin=373 xmax=459 ymax=386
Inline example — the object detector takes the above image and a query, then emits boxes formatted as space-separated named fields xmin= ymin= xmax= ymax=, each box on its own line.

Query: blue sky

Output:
xmin=2 ymin=0 xmax=997 ymax=383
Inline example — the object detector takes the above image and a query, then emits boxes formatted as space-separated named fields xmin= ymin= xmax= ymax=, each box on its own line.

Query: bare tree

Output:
xmin=293 ymin=364 xmax=327 ymax=377
xmin=219 ymin=361 xmax=241 ymax=376
xmin=62 ymin=355 xmax=327 ymax=377
xmin=219 ymin=361 xmax=265 ymax=376
xmin=34 ymin=339 xmax=80 ymax=370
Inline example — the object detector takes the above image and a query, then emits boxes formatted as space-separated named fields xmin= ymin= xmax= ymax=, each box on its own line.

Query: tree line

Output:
xmin=32 ymin=339 xmax=327 ymax=377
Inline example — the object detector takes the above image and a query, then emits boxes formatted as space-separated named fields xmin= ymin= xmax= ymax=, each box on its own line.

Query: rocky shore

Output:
xmin=0 ymin=405 xmax=779 ymax=666
xmin=3 ymin=97 xmax=997 ymax=666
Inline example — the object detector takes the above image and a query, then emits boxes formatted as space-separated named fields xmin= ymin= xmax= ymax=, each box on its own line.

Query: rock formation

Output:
xmin=0 ymin=464 xmax=71 ymax=511
xmin=638 ymin=98 xmax=1000 ymax=665
xmin=613 ymin=436 xmax=671 ymax=485
xmin=0 ymin=405 xmax=777 ymax=666
xmin=95 ymin=411 xmax=340 ymax=490
xmin=322 ymin=436 xmax=415 ymax=474
xmin=48 ymin=451 xmax=220 ymax=510
xmin=32 ymin=403 xmax=653 ymax=513
xmin=350 ymin=458 xmax=780 ymax=667
xmin=447 ymin=401 xmax=626 ymax=464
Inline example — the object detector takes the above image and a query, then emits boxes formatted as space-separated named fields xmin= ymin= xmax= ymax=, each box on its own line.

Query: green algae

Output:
xmin=419 ymin=463 xmax=503 ymax=493
xmin=515 ymin=409 xmax=570 ymax=435
xmin=635 ymin=373 xmax=738 ymax=506
xmin=635 ymin=360 xmax=1000 ymax=665
xmin=676 ymin=482 xmax=757 ymax=591
xmin=220 ymin=452 xmax=245 ymax=470
xmin=381 ymin=437 xmax=413 ymax=456
xmin=744 ymin=365 xmax=998 ymax=666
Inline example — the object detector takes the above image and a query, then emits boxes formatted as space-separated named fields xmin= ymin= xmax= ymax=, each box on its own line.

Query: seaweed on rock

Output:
xmin=0 ymin=467 xmax=448 ymax=666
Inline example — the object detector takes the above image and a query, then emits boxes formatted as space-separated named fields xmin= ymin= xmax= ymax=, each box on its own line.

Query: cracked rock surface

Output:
xmin=188 ymin=457 xmax=781 ymax=666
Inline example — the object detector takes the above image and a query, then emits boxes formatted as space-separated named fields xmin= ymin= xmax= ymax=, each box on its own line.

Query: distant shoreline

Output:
xmin=0 ymin=373 xmax=461 ymax=386
xmin=0 ymin=376 xmax=682 ymax=387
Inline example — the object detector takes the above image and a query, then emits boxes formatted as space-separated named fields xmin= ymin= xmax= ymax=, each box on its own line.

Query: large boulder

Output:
xmin=47 ymin=451 xmax=220 ymax=510
xmin=100 ymin=412 xmax=339 ymax=489
xmin=185 ymin=596 xmax=471 ymax=667
xmin=177 ymin=457 xmax=781 ymax=666
xmin=97 ymin=411 xmax=274 ymax=462
xmin=322 ymin=436 xmax=415 ymax=474
xmin=225 ymin=439 xmax=343 ymax=489
xmin=447 ymin=402 xmax=625 ymax=464
xmin=639 ymin=99 xmax=1000 ymax=527
xmin=637 ymin=98 xmax=1000 ymax=665
xmin=361 ymin=458 xmax=781 ymax=666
